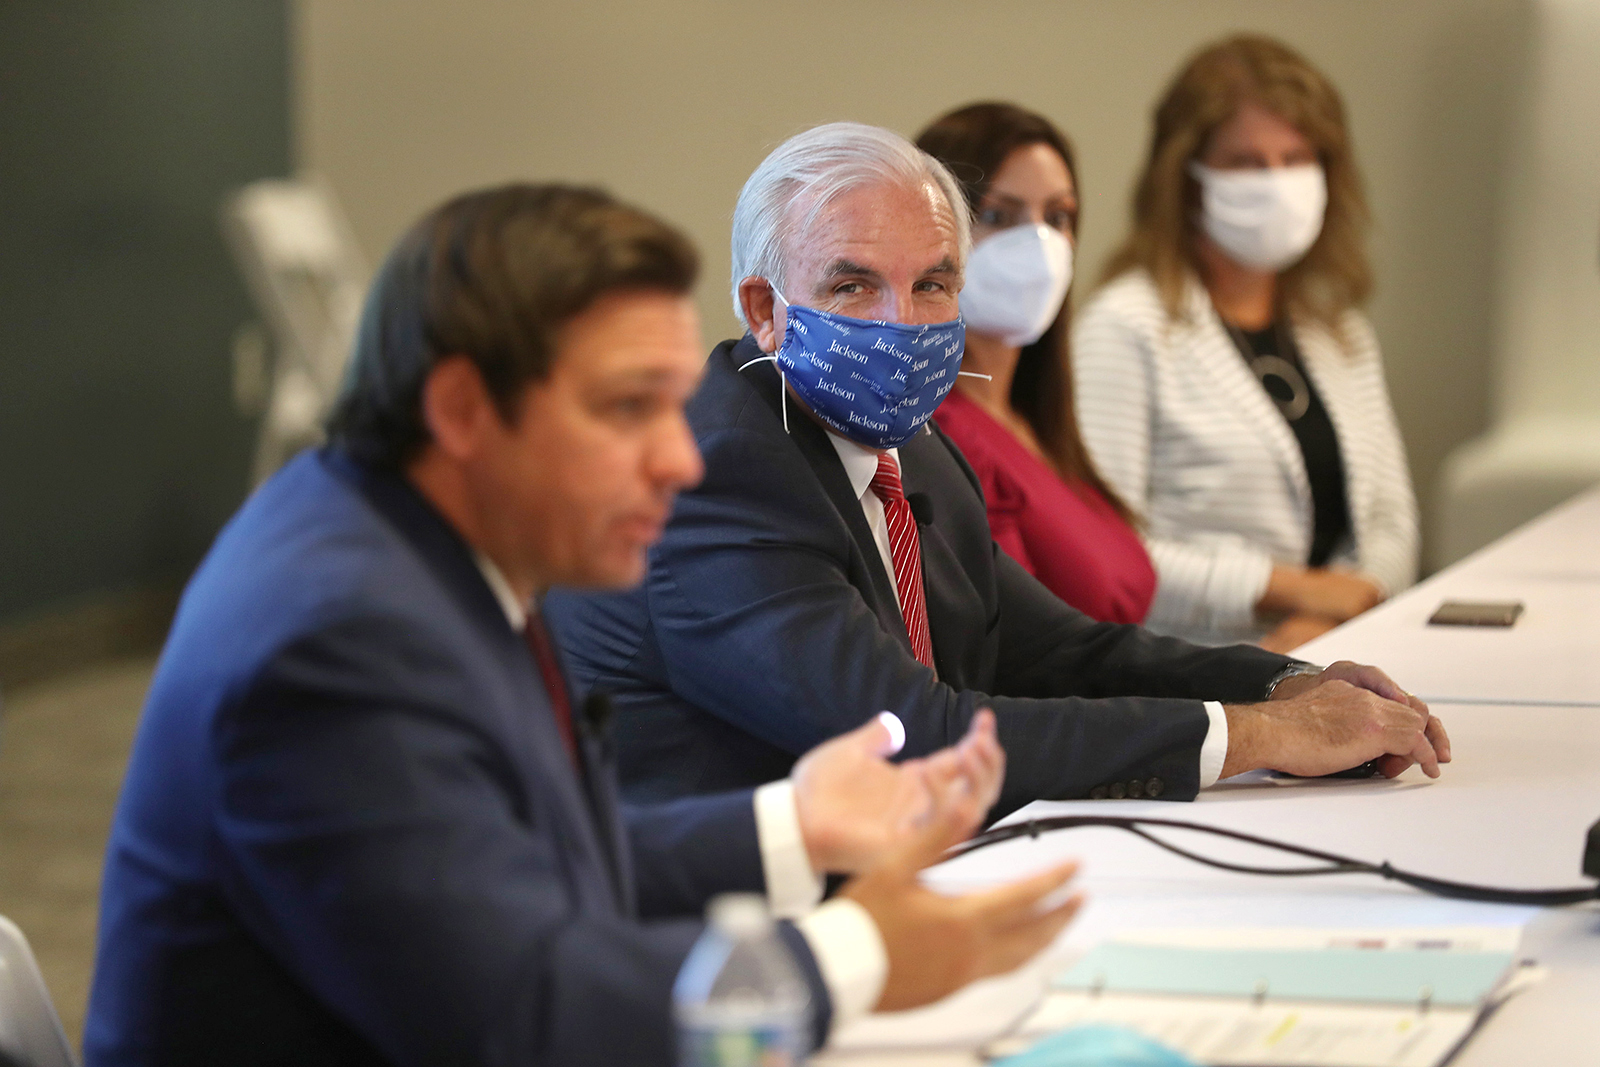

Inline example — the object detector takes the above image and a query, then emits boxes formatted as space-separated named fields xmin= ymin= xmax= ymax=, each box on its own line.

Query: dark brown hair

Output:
xmin=1101 ymin=34 xmax=1372 ymax=328
xmin=916 ymin=102 xmax=1136 ymax=525
xmin=328 ymin=183 xmax=699 ymax=468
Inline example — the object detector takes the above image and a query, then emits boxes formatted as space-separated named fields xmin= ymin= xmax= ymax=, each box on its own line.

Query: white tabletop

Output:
xmin=821 ymin=492 xmax=1600 ymax=1064
xmin=1295 ymin=486 xmax=1600 ymax=706
xmin=823 ymin=701 xmax=1600 ymax=1063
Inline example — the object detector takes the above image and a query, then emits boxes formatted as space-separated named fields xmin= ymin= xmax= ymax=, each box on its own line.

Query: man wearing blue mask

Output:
xmin=546 ymin=123 xmax=1450 ymax=816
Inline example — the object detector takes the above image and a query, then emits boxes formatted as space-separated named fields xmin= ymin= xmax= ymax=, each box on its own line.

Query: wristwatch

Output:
xmin=1264 ymin=660 xmax=1323 ymax=699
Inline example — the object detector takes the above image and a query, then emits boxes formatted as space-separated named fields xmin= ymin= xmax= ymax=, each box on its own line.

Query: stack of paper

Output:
xmin=986 ymin=927 xmax=1537 ymax=1067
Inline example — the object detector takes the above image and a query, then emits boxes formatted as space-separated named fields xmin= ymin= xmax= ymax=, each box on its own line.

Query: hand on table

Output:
xmin=1259 ymin=566 xmax=1385 ymax=624
xmin=791 ymin=709 xmax=1004 ymax=874
xmin=1226 ymin=660 xmax=1451 ymax=780
xmin=1259 ymin=613 xmax=1339 ymax=653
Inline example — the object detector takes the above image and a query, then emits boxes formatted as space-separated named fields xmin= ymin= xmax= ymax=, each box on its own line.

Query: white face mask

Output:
xmin=958 ymin=223 xmax=1074 ymax=347
xmin=1189 ymin=162 xmax=1327 ymax=272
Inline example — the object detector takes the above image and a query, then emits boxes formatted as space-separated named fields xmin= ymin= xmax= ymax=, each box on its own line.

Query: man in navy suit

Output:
xmin=547 ymin=122 xmax=1451 ymax=815
xmin=85 ymin=184 xmax=1081 ymax=1065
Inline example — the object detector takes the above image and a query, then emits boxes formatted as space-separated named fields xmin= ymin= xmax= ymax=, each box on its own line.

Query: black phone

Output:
xmin=1427 ymin=600 xmax=1524 ymax=627
xmin=1275 ymin=758 xmax=1383 ymax=781
xmin=1322 ymin=758 xmax=1383 ymax=779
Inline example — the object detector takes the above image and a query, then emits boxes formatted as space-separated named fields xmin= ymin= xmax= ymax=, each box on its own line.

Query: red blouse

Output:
xmin=933 ymin=390 xmax=1156 ymax=624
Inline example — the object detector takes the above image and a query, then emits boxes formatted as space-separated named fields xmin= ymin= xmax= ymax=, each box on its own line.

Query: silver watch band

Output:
xmin=1264 ymin=661 xmax=1323 ymax=699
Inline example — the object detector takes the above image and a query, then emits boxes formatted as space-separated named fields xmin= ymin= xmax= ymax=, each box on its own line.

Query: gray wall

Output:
xmin=0 ymin=2 xmax=290 ymax=628
xmin=0 ymin=0 xmax=1542 ymax=646
xmin=299 ymin=0 xmax=1534 ymax=567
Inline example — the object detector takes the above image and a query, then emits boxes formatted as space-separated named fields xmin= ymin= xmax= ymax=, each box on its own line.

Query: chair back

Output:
xmin=222 ymin=177 xmax=369 ymax=483
xmin=0 ymin=915 xmax=76 ymax=1067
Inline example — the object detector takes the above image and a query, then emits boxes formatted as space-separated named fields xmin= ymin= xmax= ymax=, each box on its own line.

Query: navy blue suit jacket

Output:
xmin=547 ymin=336 xmax=1291 ymax=815
xmin=85 ymin=449 xmax=829 ymax=1067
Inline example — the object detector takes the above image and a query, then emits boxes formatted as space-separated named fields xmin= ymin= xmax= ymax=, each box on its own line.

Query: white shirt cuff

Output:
xmin=1198 ymin=701 xmax=1229 ymax=788
xmin=797 ymin=899 xmax=889 ymax=1032
xmin=753 ymin=781 xmax=824 ymax=919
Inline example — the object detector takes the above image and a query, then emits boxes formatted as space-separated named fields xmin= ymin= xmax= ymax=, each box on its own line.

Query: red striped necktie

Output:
xmin=869 ymin=452 xmax=935 ymax=671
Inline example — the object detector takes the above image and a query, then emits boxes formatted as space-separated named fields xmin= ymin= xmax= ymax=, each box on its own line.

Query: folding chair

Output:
xmin=0 ymin=915 xmax=76 ymax=1067
xmin=222 ymin=178 xmax=369 ymax=484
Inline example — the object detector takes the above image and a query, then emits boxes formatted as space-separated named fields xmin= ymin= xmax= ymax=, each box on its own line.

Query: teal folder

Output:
xmin=1053 ymin=944 xmax=1514 ymax=1008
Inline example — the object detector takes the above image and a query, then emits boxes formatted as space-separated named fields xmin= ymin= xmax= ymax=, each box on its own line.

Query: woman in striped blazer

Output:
xmin=1073 ymin=34 xmax=1418 ymax=651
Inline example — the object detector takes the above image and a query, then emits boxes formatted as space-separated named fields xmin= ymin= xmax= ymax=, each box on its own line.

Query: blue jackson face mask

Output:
xmin=748 ymin=286 xmax=966 ymax=450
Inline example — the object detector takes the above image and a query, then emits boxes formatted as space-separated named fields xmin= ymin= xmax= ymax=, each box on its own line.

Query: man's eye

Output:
xmin=832 ymin=282 xmax=865 ymax=296
xmin=610 ymin=396 xmax=652 ymax=419
xmin=1045 ymin=209 xmax=1076 ymax=232
xmin=914 ymin=280 xmax=947 ymax=294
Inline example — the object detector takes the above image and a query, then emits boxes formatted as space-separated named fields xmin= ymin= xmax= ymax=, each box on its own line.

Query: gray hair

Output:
xmin=730 ymin=122 xmax=972 ymax=326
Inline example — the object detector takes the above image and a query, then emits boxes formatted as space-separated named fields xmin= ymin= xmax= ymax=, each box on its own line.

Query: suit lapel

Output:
xmin=728 ymin=339 xmax=915 ymax=658
xmin=330 ymin=452 xmax=630 ymax=914
xmin=507 ymin=640 xmax=629 ymax=909
xmin=1180 ymin=282 xmax=1311 ymax=508
xmin=567 ymin=685 xmax=633 ymax=915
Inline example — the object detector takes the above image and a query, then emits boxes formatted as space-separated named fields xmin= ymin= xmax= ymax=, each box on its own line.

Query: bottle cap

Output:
xmin=707 ymin=893 xmax=772 ymax=938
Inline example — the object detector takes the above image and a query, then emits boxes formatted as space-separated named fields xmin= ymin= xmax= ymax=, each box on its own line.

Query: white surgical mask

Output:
xmin=958 ymin=223 xmax=1073 ymax=347
xmin=1189 ymin=162 xmax=1327 ymax=272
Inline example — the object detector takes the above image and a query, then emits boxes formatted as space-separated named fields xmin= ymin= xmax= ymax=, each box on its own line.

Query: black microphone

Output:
xmin=580 ymin=691 xmax=615 ymax=741
xmin=907 ymin=493 xmax=935 ymax=526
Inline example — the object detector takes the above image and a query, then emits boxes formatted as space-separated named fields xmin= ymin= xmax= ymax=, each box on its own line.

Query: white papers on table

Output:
xmin=985 ymin=926 xmax=1537 ymax=1067
xmin=993 ymin=995 xmax=1476 ymax=1067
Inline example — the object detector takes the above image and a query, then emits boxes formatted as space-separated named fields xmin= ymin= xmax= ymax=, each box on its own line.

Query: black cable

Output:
xmin=948 ymin=815 xmax=1600 ymax=907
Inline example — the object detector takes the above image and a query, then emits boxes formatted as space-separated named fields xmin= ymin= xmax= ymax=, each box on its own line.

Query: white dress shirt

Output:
xmin=474 ymin=553 xmax=888 ymax=1029
xmin=824 ymin=432 xmax=1231 ymax=788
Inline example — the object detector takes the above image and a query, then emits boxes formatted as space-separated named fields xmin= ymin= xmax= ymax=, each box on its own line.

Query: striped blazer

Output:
xmin=1072 ymin=269 xmax=1418 ymax=645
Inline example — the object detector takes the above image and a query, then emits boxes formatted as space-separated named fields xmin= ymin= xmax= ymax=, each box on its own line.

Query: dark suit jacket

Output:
xmin=546 ymin=336 xmax=1291 ymax=815
xmin=85 ymin=449 xmax=829 ymax=1067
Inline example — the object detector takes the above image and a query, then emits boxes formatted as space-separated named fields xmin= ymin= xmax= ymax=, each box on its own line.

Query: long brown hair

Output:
xmin=916 ymin=101 xmax=1137 ymax=525
xmin=1101 ymin=34 xmax=1372 ymax=329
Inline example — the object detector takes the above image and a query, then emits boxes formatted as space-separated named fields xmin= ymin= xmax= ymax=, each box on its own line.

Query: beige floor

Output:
xmin=0 ymin=656 xmax=154 ymax=1053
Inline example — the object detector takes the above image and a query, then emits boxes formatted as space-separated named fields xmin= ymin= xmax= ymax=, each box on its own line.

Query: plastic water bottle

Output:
xmin=674 ymin=893 xmax=811 ymax=1067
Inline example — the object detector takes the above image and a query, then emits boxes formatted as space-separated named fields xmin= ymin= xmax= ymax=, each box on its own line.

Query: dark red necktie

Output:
xmin=869 ymin=453 xmax=935 ymax=671
xmin=523 ymin=614 xmax=579 ymax=768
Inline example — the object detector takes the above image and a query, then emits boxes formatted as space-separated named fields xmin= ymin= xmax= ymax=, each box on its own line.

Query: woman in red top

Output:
xmin=917 ymin=103 xmax=1155 ymax=623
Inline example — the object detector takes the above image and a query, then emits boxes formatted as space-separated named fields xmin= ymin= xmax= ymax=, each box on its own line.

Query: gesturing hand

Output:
xmin=791 ymin=709 xmax=1004 ymax=875
xmin=840 ymin=791 xmax=1082 ymax=1012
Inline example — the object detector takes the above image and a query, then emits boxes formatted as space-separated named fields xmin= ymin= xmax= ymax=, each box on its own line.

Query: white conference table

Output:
xmin=819 ymin=488 xmax=1600 ymax=1065
xmin=1294 ymin=485 xmax=1600 ymax=706
xmin=824 ymin=702 xmax=1600 ymax=1064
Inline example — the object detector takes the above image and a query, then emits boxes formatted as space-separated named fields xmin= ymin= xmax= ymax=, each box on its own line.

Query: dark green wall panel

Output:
xmin=0 ymin=2 xmax=289 ymax=621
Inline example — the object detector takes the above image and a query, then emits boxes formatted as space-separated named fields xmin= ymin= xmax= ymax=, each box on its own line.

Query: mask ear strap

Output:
xmin=768 ymin=279 xmax=794 ymax=435
xmin=735 ymin=354 xmax=791 ymax=435
xmin=958 ymin=371 xmax=993 ymax=380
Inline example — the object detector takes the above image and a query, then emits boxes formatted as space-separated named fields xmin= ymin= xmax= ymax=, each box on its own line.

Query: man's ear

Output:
xmin=420 ymin=355 xmax=495 ymax=460
xmin=737 ymin=276 xmax=785 ymax=353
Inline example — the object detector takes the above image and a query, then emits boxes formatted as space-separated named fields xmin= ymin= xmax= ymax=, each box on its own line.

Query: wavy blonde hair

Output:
xmin=1101 ymin=34 xmax=1371 ymax=329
